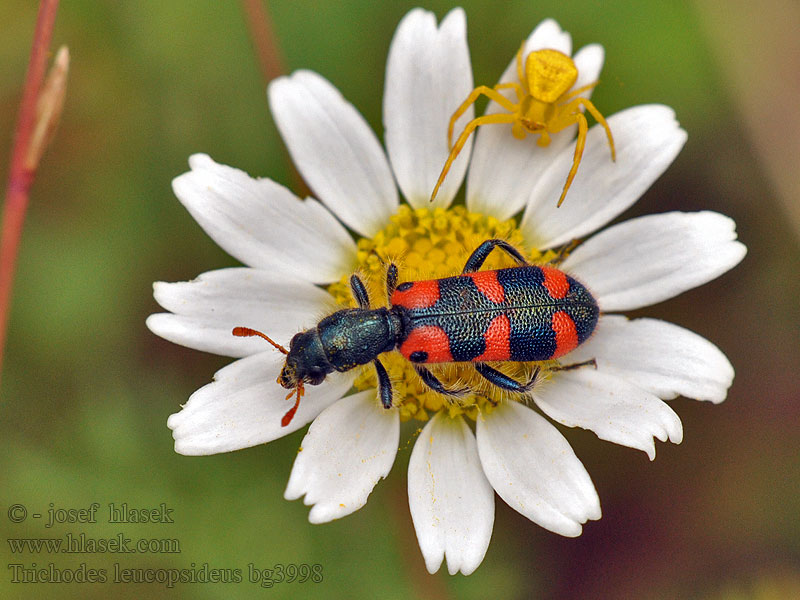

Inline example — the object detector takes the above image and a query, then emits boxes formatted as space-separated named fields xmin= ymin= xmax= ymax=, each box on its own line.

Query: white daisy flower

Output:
xmin=147 ymin=9 xmax=746 ymax=576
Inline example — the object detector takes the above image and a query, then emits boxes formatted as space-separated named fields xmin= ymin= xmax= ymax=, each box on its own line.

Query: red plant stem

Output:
xmin=240 ymin=0 xmax=287 ymax=84
xmin=239 ymin=0 xmax=309 ymax=197
xmin=0 ymin=0 xmax=61 ymax=382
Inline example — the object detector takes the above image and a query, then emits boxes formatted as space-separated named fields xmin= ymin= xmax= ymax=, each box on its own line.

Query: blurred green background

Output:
xmin=2 ymin=1 xmax=798 ymax=598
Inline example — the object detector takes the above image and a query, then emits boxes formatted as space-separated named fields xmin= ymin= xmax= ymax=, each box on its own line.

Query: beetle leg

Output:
xmin=548 ymin=238 xmax=582 ymax=266
xmin=552 ymin=358 xmax=597 ymax=371
xmin=349 ymin=273 xmax=371 ymax=309
xmin=373 ymin=358 xmax=394 ymax=409
xmin=474 ymin=363 xmax=540 ymax=394
xmin=413 ymin=365 xmax=470 ymax=397
xmin=385 ymin=263 xmax=398 ymax=302
xmin=462 ymin=238 xmax=528 ymax=273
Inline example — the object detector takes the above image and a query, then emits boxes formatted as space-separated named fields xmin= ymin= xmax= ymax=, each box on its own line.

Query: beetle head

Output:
xmin=280 ymin=330 xmax=329 ymax=388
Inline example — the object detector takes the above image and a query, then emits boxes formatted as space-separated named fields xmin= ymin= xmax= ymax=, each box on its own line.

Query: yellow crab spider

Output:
xmin=431 ymin=46 xmax=616 ymax=207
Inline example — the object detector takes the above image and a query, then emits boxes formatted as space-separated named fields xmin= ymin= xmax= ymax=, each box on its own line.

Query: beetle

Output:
xmin=430 ymin=45 xmax=616 ymax=207
xmin=234 ymin=239 xmax=599 ymax=427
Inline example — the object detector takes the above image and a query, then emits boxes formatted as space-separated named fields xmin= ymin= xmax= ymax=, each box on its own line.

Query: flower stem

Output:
xmin=240 ymin=0 xmax=287 ymax=84
xmin=0 ymin=0 xmax=62 ymax=384
xmin=239 ymin=0 xmax=309 ymax=196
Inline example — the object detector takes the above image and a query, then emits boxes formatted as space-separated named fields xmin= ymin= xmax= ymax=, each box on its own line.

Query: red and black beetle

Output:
xmin=234 ymin=239 xmax=599 ymax=426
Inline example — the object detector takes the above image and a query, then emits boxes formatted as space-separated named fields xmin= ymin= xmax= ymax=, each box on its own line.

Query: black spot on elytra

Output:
xmin=409 ymin=350 xmax=428 ymax=363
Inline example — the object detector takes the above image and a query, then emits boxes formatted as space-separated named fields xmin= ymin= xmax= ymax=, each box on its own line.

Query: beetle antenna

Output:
xmin=281 ymin=381 xmax=304 ymax=427
xmin=232 ymin=326 xmax=289 ymax=355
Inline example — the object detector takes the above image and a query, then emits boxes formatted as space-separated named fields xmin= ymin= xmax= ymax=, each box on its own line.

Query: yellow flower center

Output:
xmin=327 ymin=205 xmax=558 ymax=423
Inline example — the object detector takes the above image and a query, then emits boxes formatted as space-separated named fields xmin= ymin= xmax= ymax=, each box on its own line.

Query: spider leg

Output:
xmin=554 ymin=97 xmax=615 ymax=159
xmin=515 ymin=42 xmax=527 ymax=91
xmin=495 ymin=81 xmax=526 ymax=103
xmin=574 ymin=98 xmax=616 ymax=161
xmin=431 ymin=113 xmax=516 ymax=202
xmin=559 ymin=80 xmax=599 ymax=103
xmin=447 ymin=86 xmax=519 ymax=148
xmin=545 ymin=109 xmax=589 ymax=207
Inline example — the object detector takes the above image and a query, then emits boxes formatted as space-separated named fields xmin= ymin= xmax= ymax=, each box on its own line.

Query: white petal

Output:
xmin=172 ymin=154 xmax=356 ymax=283
xmin=269 ymin=71 xmax=398 ymax=237
xmin=476 ymin=402 xmax=600 ymax=537
xmin=563 ymin=211 xmax=747 ymax=311
xmin=520 ymin=105 xmax=687 ymax=249
xmin=534 ymin=369 xmax=683 ymax=460
xmin=571 ymin=44 xmax=605 ymax=96
xmin=522 ymin=18 xmax=573 ymax=57
xmin=284 ymin=390 xmax=399 ymax=524
xmin=567 ymin=315 xmax=735 ymax=403
xmin=147 ymin=268 xmax=335 ymax=358
xmin=408 ymin=413 xmax=494 ymax=575
xmin=384 ymin=8 xmax=473 ymax=208
xmin=466 ymin=21 xmax=580 ymax=219
xmin=166 ymin=352 xmax=355 ymax=455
